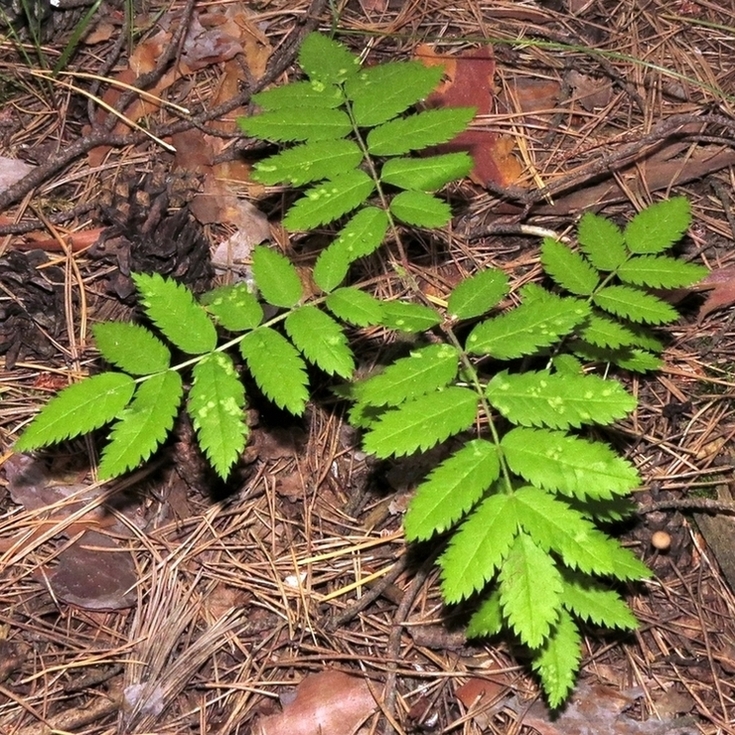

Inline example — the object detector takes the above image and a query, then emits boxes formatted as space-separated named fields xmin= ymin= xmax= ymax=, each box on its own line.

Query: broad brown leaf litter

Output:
xmin=2 ymin=0 xmax=735 ymax=732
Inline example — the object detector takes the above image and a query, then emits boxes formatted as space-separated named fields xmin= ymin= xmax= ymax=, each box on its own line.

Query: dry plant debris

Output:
xmin=3 ymin=0 xmax=735 ymax=732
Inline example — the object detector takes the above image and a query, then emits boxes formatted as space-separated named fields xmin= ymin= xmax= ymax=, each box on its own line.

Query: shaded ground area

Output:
xmin=2 ymin=0 xmax=735 ymax=732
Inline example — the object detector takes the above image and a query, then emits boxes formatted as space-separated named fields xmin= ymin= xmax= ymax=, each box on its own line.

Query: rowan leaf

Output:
xmin=133 ymin=273 xmax=217 ymax=355
xmin=541 ymin=237 xmax=599 ymax=296
xmin=486 ymin=370 xmax=636 ymax=430
xmin=580 ymin=314 xmax=640 ymax=349
xmin=531 ymin=609 xmax=582 ymax=709
xmin=616 ymin=255 xmax=707 ymax=289
xmin=238 ymin=107 xmax=352 ymax=143
xmin=252 ymin=139 xmax=363 ymax=186
xmin=240 ymin=328 xmax=309 ymax=415
xmin=405 ymin=439 xmax=500 ymax=541
xmin=251 ymin=245 xmax=303 ymax=309
xmin=325 ymin=287 xmax=384 ymax=326
xmin=362 ymin=386 xmax=478 ymax=458
xmin=594 ymin=285 xmax=678 ymax=324
xmin=92 ymin=321 xmax=170 ymax=375
xmin=499 ymin=532 xmax=563 ymax=648
xmin=512 ymin=487 xmax=617 ymax=576
xmin=562 ymin=572 xmax=638 ymax=630
xmin=389 ymin=190 xmax=452 ymax=228
xmin=298 ymin=31 xmax=361 ymax=85
xmin=188 ymin=352 xmax=248 ymax=479
xmin=439 ymin=492 xmax=518 ymax=603
xmin=98 ymin=371 xmax=182 ymax=478
xmin=15 ymin=372 xmax=135 ymax=450
xmin=624 ymin=196 xmax=691 ymax=254
xmin=466 ymin=589 xmax=504 ymax=639
xmin=501 ymin=427 xmax=639 ymax=500
xmin=285 ymin=305 xmax=355 ymax=378
xmin=252 ymin=80 xmax=345 ymax=111
xmin=447 ymin=268 xmax=509 ymax=320
xmin=380 ymin=300 xmax=441 ymax=332
xmin=367 ymin=107 xmax=476 ymax=155
xmin=346 ymin=61 xmax=444 ymax=127
xmin=354 ymin=343 xmax=459 ymax=407
xmin=380 ymin=152 xmax=472 ymax=191
xmin=577 ymin=212 xmax=627 ymax=271
xmin=200 ymin=283 xmax=263 ymax=331
xmin=284 ymin=170 xmax=375 ymax=230
xmin=313 ymin=207 xmax=390 ymax=292
xmin=467 ymin=296 xmax=590 ymax=358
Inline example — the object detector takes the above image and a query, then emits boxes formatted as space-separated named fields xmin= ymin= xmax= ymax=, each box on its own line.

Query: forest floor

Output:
xmin=2 ymin=0 xmax=735 ymax=733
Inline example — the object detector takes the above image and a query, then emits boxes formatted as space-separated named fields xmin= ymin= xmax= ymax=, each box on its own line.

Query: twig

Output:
xmin=638 ymin=497 xmax=735 ymax=514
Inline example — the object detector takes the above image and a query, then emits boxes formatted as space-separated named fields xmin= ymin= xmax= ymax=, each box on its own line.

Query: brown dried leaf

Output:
xmin=509 ymin=682 xmax=696 ymax=735
xmin=698 ymin=264 xmax=735 ymax=319
xmin=255 ymin=670 xmax=377 ymax=735
xmin=45 ymin=531 xmax=138 ymax=610
xmin=416 ymin=45 xmax=523 ymax=187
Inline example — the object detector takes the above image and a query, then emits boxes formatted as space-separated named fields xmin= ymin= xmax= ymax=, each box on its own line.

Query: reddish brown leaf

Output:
xmin=255 ymin=670 xmax=377 ymax=735
xmin=416 ymin=45 xmax=523 ymax=187
xmin=697 ymin=264 xmax=735 ymax=319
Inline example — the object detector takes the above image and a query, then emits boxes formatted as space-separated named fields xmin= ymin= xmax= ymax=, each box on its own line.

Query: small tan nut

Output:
xmin=651 ymin=531 xmax=672 ymax=551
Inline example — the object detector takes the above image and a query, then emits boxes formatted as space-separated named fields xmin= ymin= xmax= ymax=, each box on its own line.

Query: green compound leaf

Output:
xmin=362 ymin=386 xmax=478 ymax=458
xmin=593 ymin=285 xmax=678 ymax=324
xmin=541 ymin=238 xmax=599 ymax=296
xmin=15 ymin=372 xmax=135 ymax=451
xmin=240 ymin=328 xmax=309 ymax=415
xmin=355 ymin=343 xmax=460 ymax=408
xmin=616 ymin=255 xmax=707 ymax=289
xmin=499 ymin=532 xmax=563 ymax=649
xmin=284 ymin=169 xmax=375 ymax=231
xmin=562 ymin=572 xmax=638 ymax=630
xmin=251 ymin=245 xmax=303 ymax=308
xmin=200 ymin=283 xmax=263 ymax=332
xmin=98 ymin=371 xmax=182 ymax=479
xmin=238 ymin=107 xmax=352 ymax=143
xmin=298 ymin=32 xmax=361 ymax=85
xmin=512 ymin=487 xmax=617 ymax=576
xmin=466 ymin=589 xmax=504 ymax=639
xmin=581 ymin=314 xmax=640 ymax=349
xmin=405 ymin=439 xmax=500 ymax=541
xmin=502 ymin=427 xmax=640 ymax=501
xmin=285 ymin=305 xmax=355 ymax=378
xmin=92 ymin=321 xmax=170 ymax=375
xmin=467 ymin=296 xmax=590 ymax=358
xmin=380 ymin=152 xmax=472 ymax=192
xmin=531 ymin=608 xmax=582 ymax=709
xmin=380 ymin=300 xmax=442 ymax=332
xmin=367 ymin=107 xmax=476 ymax=155
xmin=133 ymin=273 xmax=217 ymax=355
xmin=486 ymin=370 xmax=636 ymax=430
xmin=313 ymin=207 xmax=390 ymax=292
xmin=325 ymin=287 xmax=384 ymax=326
xmin=389 ymin=190 xmax=452 ymax=228
xmin=448 ymin=268 xmax=509 ymax=320
xmin=439 ymin=492 xmax=517 ymax=603
xmin=188 ymin=352 xmax=248 ymax=479
xmin=252 ymin=80 xmax=345 ymax=111
xmin=252 ymin=139 xmax=363 ymax=187
xmin=624 ymin=197 xmax=691 ymax=254
xmin=577 ymin=212 xmax=627 ymax=271
xmin=346 ymin=61 xmax=444 ymax=127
